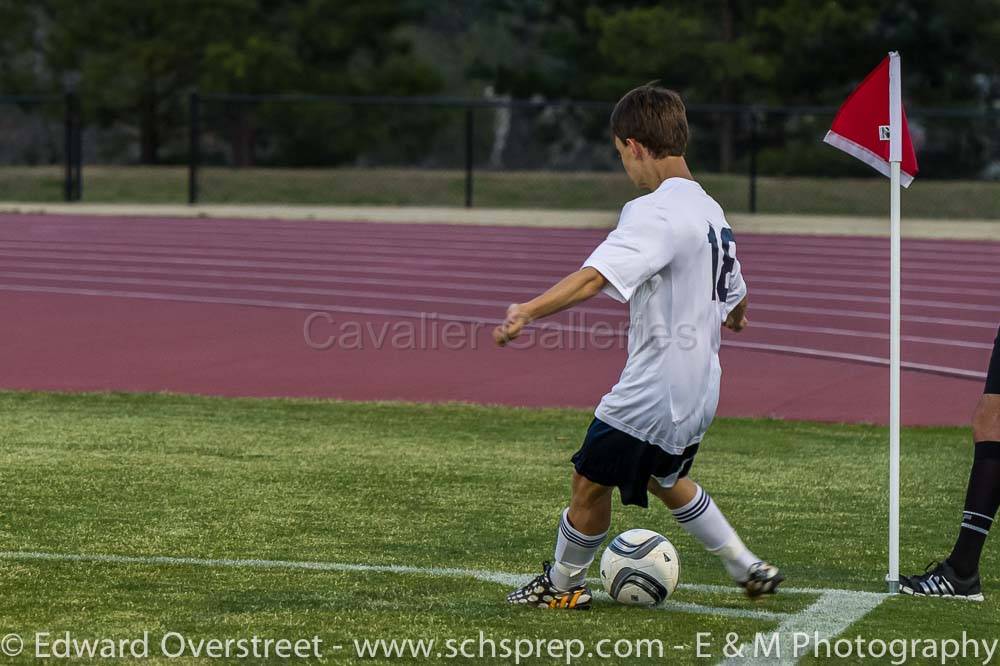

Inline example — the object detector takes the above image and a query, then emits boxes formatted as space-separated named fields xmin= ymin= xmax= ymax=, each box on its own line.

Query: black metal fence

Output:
xmin=0 ymin=94 xmax=81 ymax=201
xmin=189 ymin=93 xmax=999 ymax=212
xmin=1 ymin=92 xmax=997 ymax=211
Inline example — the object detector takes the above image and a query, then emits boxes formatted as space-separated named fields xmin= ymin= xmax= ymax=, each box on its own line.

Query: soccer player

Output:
xmin=496 ymin=84 xmax=783 ymax=610
xmin=900 ymin=330 xmax=1000 ymax=601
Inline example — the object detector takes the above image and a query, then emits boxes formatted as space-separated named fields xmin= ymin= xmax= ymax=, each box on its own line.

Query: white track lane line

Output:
xmin=0 ymin=283 xmax=986 ymax=380
xmin=1 ymin=258 xmax=993 ymax=329
xmin=0 ymin=256 xmax=995 ymax=299
xmin=6 ymin=245 xmax=972 ymax=300
xmin=0 ymin=249 xmax=992 ymax=314
xmin=752 ymin=304 xmax=994 ymax=329
xmin=8 ymin=215 xmax=994 ymax=253
xmin=0 ymin=270 xmax=931 ymax=317
xmin=0 ymin=250 xmax=995 ymax=292
xmin=0 ymin=270 xmax=991 ymax=351
xmin=723 ymin=340 xmax=986 ymax=379
xmin=0 ymin=549 xmax=874 ymax=626
xmin=0 ymin=236 xmax=998 ymax=277
xmin=1 ymin=238 xmax=998 ymax=276
xmin=0 ymin=246 xmax=995 ymax=294
xmin=2 ymin=231 xmax=996 ymax=266
xmin=0 ymin=249 xmax=582 ymax=284
xmin=750 ymin=289 xmax=991 ymax=313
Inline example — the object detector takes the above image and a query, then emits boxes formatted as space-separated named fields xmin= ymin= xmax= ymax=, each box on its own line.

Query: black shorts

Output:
xmin=571 ymin=418 xmax=699 ymax=508
xmin=987 ymin=326 xmax=1000 ymax=395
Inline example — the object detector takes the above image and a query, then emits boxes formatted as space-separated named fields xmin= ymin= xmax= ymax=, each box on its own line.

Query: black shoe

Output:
xmin=900 ymin=560 xmax=984 ymax=601
xmin=506 ymin=562 xmax=593 ymax=609
xmin=741 ymin=561 xmax=785 ymax=598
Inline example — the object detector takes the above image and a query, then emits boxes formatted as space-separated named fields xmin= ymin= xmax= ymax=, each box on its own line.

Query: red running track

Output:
xmin=0 ymin=213 xmax=996 ymax=426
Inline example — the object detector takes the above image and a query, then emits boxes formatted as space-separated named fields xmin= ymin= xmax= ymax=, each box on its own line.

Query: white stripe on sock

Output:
xmin=551 ymin=509 xmax=605 ymax=591
xmin=961 ymin=523 xmax=991 ymax=536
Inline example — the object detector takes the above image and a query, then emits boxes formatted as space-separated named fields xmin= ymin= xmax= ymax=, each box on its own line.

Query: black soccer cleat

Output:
xmin=741 ymin=561 xmax=785 ymax=598
xmin=900 ymin=560 xmax=984 ymax=602
xmin=506 ymin=561 xmax=593 ymax=609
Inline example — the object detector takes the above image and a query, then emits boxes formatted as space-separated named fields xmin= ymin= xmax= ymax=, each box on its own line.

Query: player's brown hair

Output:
xmin=610 ymin=83 xmax=688 ymax=158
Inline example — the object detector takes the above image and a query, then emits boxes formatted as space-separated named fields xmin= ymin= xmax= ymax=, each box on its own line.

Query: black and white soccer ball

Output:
xmin=600 ymin=529 xmax=680 ymax=606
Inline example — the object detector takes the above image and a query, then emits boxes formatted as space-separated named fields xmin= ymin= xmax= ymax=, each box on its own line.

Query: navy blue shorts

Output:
xmin=571 ymin=418 xmax=699 ymax=508
xmin=986 ymin=326 xmax=1000 ymax=395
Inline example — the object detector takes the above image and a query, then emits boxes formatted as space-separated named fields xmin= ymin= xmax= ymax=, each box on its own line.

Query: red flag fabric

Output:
xmin=823 ymin=55 xmax=919 ymax=187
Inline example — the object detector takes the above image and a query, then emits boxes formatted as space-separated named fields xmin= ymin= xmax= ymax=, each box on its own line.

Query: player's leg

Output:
xmin=648 ymin=475 xmax=784 ymax=596
xmin=507 ymin=417 xmax=617 ymax=610
xmin=947 ymin=394 xmax=1000 ymax=576
xmin=506 ymin=472 xmax=611 ymax=609
xmin=648 ymin=476 xmax=757 ymax=581
xmin=902 ymin=327 xmax=1000 ymax=601
xmin=553 ymin=472 xmax=613 ymax=588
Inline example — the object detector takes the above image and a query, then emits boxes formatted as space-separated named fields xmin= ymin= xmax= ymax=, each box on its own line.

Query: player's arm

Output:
xmin=493 ymin=267 xmax=607 ymax=346
xmin=723 ymin=256 xmax=748 ymax=332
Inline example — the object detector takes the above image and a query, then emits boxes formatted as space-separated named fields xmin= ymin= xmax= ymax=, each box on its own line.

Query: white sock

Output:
xmin=671 ymin=484 xmax=759 ymax=582
xmin=551 ymin=508 xmax=607 ymax=591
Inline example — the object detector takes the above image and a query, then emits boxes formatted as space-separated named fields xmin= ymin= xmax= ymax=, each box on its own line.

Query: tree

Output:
xmin=43 ymin=0 xmax=441 ymax=165
xmin=0 ymin=2 xmax=48 ymax=93
xmin=586 ymin=1 xmax=775 ymax=170
xmin=44 ymin=1 xmax=251 ymax=163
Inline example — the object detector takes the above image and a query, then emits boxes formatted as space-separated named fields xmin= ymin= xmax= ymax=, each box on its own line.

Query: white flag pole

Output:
xmin=887 ymin=51 xmax=903 ymax=595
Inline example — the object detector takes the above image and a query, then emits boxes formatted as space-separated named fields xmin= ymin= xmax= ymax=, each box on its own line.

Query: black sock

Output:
xmin=947 ymin=441 xmax=1000 ymax=578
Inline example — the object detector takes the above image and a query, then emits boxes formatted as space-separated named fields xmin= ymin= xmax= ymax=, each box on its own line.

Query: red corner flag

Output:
xmin=823 ymin=52 xmax=918 ymax=187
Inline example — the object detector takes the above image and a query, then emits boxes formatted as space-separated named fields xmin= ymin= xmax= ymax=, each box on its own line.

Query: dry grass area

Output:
xmin=0 ymin=165 xmax=997 ymax=218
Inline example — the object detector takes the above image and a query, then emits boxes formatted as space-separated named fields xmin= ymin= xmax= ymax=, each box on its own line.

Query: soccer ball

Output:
xmin=600 ymin=529 xmax=680 ymax=606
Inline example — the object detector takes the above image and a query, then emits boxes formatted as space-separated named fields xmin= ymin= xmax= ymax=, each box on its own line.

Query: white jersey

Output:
xmin=581 ymin=177 xmax=746 ymax=454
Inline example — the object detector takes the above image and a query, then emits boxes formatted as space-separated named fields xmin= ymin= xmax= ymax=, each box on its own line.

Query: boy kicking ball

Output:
xmin=495 ymin=84 xmax=783 ymax=610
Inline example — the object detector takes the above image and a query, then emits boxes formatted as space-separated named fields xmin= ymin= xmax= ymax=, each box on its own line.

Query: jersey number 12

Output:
xmin=707 ymin=226 xmax=735 ymax=302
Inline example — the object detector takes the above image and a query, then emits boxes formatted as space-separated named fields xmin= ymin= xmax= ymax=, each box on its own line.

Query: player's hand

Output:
xmin=724 ymin=295 xmax=749 ymax=332
xmin=494 ymin=303 xmax=532 ymax=346
xmin=724 ymin=312 xmax=748 ymax=332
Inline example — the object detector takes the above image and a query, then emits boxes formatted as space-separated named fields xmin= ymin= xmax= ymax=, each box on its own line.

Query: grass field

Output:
xmin=0 ymin=391 xmax=996 ymax=664
xmin=2 ymin=166 xmax=998 ymax=218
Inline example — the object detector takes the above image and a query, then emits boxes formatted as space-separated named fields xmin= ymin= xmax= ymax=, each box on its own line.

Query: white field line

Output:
xmin=0 ymin=550 xmax=878 ymax=631
xmin=0 ymin=282 xmax=988 ymax=381
xmin=721 ymin=589 xmax=885 ymax=666
xmin=0 ymin=269 xmax=991 ymax=352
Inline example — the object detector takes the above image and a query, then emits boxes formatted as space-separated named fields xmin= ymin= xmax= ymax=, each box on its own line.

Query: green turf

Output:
xmin=1 ymin=166 xmax=998 ymax=218
xmin=0 ymin=391 xmax=995 ymax=664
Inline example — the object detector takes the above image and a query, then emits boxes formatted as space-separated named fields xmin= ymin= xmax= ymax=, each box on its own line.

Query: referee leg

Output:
xmin=973 ymin=395 xmax=1000 ymax=443
xmin=945 ymin=329 xmax=1000 ymax=579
